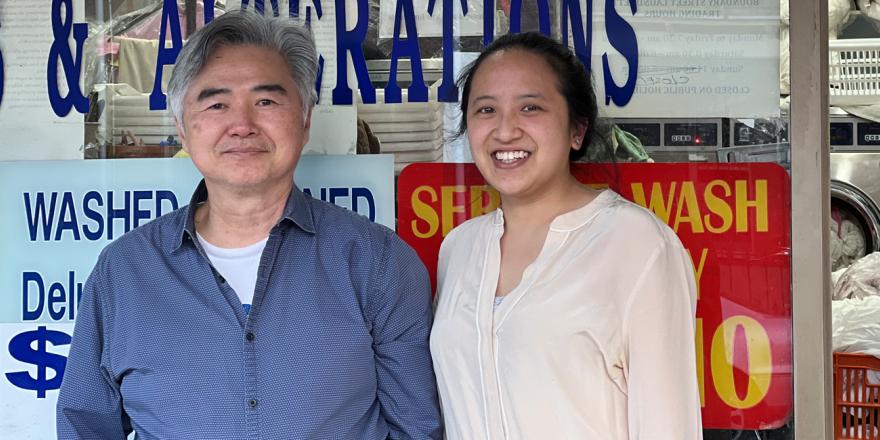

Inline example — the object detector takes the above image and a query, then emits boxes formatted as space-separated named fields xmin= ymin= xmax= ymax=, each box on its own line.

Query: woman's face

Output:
xmin=466 ymin=49 xmax=583 ymax=202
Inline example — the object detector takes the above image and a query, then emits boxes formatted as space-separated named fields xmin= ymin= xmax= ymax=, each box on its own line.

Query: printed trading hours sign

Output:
xmin=397 ymin=162 xmax=792 ymax=430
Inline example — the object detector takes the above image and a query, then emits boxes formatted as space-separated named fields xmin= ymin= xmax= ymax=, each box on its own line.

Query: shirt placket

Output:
xmin=477 ymin=223 xmax=507 ymax=439
xmin=487 ymin=227 xmax=566 ymax=439
xmin=241 ymin=225 xmax=284 ymax=440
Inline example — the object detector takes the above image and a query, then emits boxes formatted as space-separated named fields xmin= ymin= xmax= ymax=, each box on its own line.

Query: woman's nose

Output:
xmin=493 ymin=111 xmax=521 ymax=142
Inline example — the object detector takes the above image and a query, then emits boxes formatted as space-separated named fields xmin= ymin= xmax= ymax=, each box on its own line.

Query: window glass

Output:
xmin=4 ymin=0 xmax=866 ymax=438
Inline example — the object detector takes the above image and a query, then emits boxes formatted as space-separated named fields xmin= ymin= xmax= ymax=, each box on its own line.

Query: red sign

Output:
xmin=397 ymin=162 xmax=792 ymax=430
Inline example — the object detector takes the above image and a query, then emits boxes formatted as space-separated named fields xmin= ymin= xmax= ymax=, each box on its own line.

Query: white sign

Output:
xmin=591 ymin=0 xmax=780 ymax=117
xmin=0 ymin=1 xmax=86 ymax=160
xmin=0 ymin=155 xmax=395 ymax=438
xmin=379 ymin=0 xmax=485 ymax=39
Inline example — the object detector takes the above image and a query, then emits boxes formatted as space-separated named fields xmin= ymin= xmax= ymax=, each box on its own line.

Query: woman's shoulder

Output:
xmin=443 ymin=210 xmax=497 ymax=244
xmin=596 ymin=191 xmax=683 ymax=250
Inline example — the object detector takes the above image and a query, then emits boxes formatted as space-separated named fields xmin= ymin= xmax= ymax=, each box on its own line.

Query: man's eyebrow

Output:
xmin=252 ymin=84 xmax=288 ymax=94
xmin=196 ymin=87 xmax=230 ymax=101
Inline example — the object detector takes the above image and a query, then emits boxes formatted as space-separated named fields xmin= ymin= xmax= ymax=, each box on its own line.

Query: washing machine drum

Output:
xmin=831 ymin=180 xmax=880 ymax=271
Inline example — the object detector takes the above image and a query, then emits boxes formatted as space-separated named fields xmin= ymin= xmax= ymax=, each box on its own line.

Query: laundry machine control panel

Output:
xmin=612 ymin=118 xmax=723 ymax=162
xmin=730 ymin=119 xmax=788 ymax=146
xmin=614 ymin=119 xmax=723 ymax=149
xmin=828 ymin=116 xmax=880 ymax=151
xmin=664 ymin=122 xmax=719 ymax=147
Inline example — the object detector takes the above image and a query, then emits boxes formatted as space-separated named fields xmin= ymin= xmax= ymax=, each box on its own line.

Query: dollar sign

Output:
xmin=6 ymin=326 xmax=71 ymax=398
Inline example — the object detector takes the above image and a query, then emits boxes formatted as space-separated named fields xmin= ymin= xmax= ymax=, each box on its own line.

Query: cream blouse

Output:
xmin=430 ymin=190 xmax=702 ymax=439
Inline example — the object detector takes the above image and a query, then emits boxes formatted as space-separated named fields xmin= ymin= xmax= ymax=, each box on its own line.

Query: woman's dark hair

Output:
xmin=456 ymin=32 xmax=613 ymax=162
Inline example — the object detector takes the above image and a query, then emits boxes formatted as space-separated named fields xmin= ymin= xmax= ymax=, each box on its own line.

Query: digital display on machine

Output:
xmin=664 ymin=123 xmax=718 ymax=147
xmin=616 ymin=123 xmax=661 ymax=147
xmin=830 ymin=122 xmax=854 ymax=146
xmin=857 ymin=123 xmax=880 ymax=146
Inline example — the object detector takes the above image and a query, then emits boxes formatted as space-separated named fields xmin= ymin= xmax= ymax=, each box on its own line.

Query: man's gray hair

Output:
xmin=167 ymin=11 xmax=318 ymax=124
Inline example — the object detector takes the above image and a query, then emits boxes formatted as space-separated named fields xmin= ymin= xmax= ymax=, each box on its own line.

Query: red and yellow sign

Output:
xmin=397 ymin=162 xmax=792 ymax=430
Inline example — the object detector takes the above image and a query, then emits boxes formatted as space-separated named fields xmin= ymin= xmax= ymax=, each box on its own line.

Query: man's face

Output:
xmin=177 ymin=44 xmax=310 ymax=193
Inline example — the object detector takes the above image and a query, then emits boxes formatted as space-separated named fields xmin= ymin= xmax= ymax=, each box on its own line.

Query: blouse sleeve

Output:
xmin=622 ymin=240 xmax=703 ymax=440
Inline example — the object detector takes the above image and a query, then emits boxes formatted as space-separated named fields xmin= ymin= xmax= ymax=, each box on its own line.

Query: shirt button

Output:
xmin=245 ymin=332 xmax=255 ymax=342
xmin=248 ymin=399 xmax=258 ymax=408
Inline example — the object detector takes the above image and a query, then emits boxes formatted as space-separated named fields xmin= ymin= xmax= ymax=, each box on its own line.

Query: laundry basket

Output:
xmin=830 ymin=38 xmax=880 ymax=106
xmin=835 ymin=352 xmax=880 ymax=439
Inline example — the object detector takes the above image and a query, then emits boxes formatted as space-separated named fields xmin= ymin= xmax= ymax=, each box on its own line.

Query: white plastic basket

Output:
xmin=830 ymin=38 xmax=880 ymax=106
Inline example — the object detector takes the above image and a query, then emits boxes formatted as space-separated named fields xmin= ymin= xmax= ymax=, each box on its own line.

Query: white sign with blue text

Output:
xmin=0 ymin=155 xmax=394 ymax=439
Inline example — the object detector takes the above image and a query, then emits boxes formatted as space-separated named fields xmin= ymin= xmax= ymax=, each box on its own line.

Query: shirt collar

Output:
xmin=171 ymin=179 xmax=316 ymax=252
xmin=491 ymin=190 xmax=616 ymax=231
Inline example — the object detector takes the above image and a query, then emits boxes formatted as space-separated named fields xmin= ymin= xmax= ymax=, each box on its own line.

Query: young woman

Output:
xmin=430 ymin=32 xmax=703 ymax=439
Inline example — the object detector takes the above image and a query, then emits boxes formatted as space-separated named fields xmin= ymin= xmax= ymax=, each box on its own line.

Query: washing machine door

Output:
xmin=830 ymin=153 xmax=880 ymax=271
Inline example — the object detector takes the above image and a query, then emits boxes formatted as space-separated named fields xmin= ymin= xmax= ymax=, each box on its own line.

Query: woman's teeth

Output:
xmin=494 ymin=151 xmax=530 ymax=163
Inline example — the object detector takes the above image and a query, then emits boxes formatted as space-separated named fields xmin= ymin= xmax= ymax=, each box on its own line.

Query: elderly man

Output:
xmin=57 ymin=11 xmax=441 ymax=439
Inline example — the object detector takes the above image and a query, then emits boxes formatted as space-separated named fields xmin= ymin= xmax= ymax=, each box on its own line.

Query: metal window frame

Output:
xmin=790 ymin=0 xmax=832 ymax=438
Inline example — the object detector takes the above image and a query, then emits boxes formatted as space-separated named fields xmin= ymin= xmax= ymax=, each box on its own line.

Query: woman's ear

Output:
xmin=571 ymin=123 xmax=587 ymax=151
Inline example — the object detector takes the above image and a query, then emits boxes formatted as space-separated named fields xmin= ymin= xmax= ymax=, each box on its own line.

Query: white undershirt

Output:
xmin=197 ymin=232 xmax=268 ymax=311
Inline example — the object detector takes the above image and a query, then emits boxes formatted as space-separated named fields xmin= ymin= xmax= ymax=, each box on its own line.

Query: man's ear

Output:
xmin=301 ymin=107 xmax=313 ymax=146
xmin=175 ymin=119 xmax=189 ymax=154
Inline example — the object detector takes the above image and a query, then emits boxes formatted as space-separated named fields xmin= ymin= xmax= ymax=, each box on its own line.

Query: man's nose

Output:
xmin=226 ymin=105 xmax=259 ymax=137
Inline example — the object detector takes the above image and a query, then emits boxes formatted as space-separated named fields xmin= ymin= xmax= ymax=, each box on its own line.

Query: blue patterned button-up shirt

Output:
xmin=57 ymin=181 xmax=442 ymax=439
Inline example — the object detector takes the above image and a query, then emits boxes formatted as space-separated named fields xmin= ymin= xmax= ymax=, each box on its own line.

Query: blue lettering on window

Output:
xmin=23 ymin=191 xmax=180 ymax=242
xmin=351 ymin=187 xmax=376 ymax=222
xmin=291 ymin=0 xmax=327 ymax=103
xmin=106 ymin=191 xmax=132 ymax=239
xmin=24 ymin=193 xmax=58 ymax=241
xmin=332 ymin=0 xmax=375 ymax=104
xmin=82 ymin=191 xmax=104 ymax=241
xmin=482 ymin=0 xmax=494 ymax=47
xmin=302 ymin=187 xmax=376 ymax=221
xmin=561 ymin=0 xmax=592 ymax=70
xmin=509 ymin=0 xmax=551 ymax=36
xmin=427 ymin=0 xmax=467 ymax=102
xmin=242 ymin=0 xmax=281 ymax=16
xmin=22 ymin=271 xmax=83 ymax=322
xmin=23 ymin=0 xmax=640 ymax=112
xmin=0 ymin=21 xmax=4 ymax=109
xmin=602 ymin=0 xmax=638 ymax=106
xmin=205 ymin=0 xmax=216 ymax=23
xmin=47 ymin=0 xmax=89 ymax=116
xmin=386 ymin=0 xmax=427 ymax=104
xmin=22 ymin=272 xmax=45 ymax=321
xmin=55 ymin=192 xmax=81 ymax=241
xmin=150 ymin=0 xmax=184 ymax=110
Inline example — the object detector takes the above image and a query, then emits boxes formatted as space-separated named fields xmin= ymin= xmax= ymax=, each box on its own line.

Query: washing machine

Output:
xmin=828 ymin=115 xmax=880 ymax=271
xmin=613 ymin=118 xmax=724 ymax=162
xmin=721 ymin=117 xmax=790 ymax=165
xmin=613 ymin=117 xmax=793 ymax=163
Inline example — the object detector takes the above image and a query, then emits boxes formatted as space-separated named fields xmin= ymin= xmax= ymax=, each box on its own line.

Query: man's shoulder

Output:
xmin=99 ymin=205 xmax=188 ymax=261
xmin=305 ymin=196 xmax=426 ymax=280
xmin=306 ymin=196 xmax=394 ymax=242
